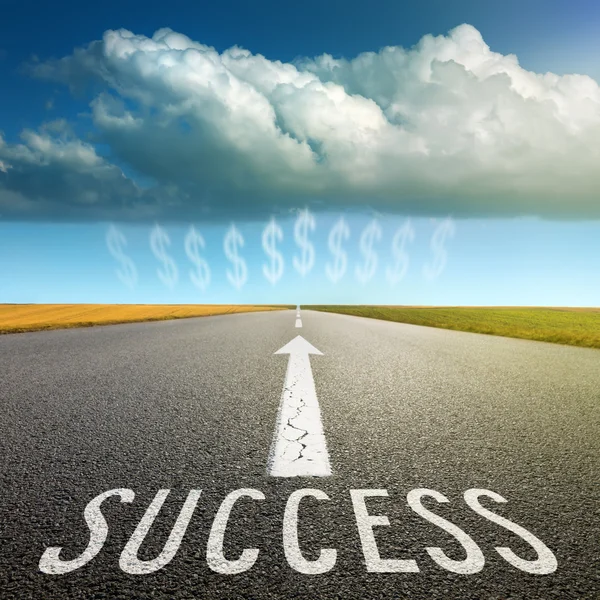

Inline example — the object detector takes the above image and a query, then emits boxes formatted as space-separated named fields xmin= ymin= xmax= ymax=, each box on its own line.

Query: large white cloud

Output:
xmin=6 ymin=23 xmax=600 ymax=220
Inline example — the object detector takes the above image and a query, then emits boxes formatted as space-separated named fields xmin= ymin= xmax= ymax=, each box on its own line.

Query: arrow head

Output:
xmin=275 ymin=335 xmax=323 ymax=356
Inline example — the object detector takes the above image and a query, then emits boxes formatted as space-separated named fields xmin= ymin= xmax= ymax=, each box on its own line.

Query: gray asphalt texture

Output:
xmin=0 ymin=309 xmax=599 ymax=599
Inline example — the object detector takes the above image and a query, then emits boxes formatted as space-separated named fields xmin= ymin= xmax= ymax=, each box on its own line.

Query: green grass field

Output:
xmin=305 ymin=306 xmax=600 ymax=349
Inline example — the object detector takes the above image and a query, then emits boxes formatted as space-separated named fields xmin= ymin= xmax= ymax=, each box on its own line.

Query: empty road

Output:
xmin=1 ymin=309 xmax=598 ymax=599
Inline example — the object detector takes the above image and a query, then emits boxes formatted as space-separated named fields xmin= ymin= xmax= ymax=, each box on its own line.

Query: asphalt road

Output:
xmin=0 ymin=309 xmax=598 ymax=599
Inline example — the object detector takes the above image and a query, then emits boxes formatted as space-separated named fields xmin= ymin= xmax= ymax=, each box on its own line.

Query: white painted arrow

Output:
xmin=268 ymin=335 xmax=331 ymax=477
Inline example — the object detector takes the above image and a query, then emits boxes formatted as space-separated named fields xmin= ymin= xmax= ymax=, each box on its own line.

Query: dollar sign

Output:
xmin=356 ymin=219 xmax=382 ymax=284
xmin=184 ymin=225 xmax=211 ymax=291
xmin=386 ymin=220 xmax=415 ymax=286
xmin=423 ymin=217 xmax=455 ymax=280
xmin=325 ymin=217 xmax=350 ymax=283
xmin=262 ymin=217 xmax=284 ymax=285
xmin=106 ymin=224 xmax=137 ymax=289
xmin=293 ymin=208 xmax=315 ymax=277
xmin=150 ymin=224 xmax=178 ymax=288
xmin=224 ymin=224 xmax=248 ymax=290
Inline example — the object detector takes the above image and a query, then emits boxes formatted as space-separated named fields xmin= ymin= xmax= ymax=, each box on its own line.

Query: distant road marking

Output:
xmin=268 ymin=336 xmax=331 ymax=477
xmin=295 ymin=318 xmax=302 ymax=328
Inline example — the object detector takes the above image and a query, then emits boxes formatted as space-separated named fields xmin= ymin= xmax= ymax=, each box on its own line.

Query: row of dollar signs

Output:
xmin=326 ymin=217 xmax=453 ymax=284
xmin=224 ymin=224 xmax=247 ymax=290
xmin=107 ymin=223 xmax=220 ymax=291
xmin=185 ymin=226 xmax=211 ymax=290
xmin=424 ymin=218 xmax=455 ymax=280
xmin=325 ymin=217 xmax=350 ymax=283
xmin=356 ymin=219 xmax=382 ymax=284
xmin=106 ymin=224 xmax=138 ymax=289
xmin=108 ymin=216 xmax=454 ymax=290
xmin=293 ymin=208 xmax=315 ymax=277
xmin=262 ymin=217 xmax=284 ymax=285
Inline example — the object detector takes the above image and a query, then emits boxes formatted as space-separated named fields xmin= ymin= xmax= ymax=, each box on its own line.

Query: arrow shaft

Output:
xmin=268 ymin=353 xmax=331 ymax=477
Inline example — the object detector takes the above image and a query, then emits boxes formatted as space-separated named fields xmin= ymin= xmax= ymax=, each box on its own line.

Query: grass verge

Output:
xmin=0 ymin=304 xmax=290 ymax=334
xmin=305 ymin=305 xmax=600 ymax=349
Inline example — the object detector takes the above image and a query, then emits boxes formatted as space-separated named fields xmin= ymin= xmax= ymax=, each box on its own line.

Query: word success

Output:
xmin=39 ymin=487 xmax=557 ymax=577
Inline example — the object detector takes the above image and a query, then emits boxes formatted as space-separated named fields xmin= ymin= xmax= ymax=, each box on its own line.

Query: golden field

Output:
xmin=0 ymin=304 xmax=289 ymax=334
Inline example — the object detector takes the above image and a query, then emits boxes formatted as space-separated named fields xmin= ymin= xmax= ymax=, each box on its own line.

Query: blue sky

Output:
xmin=1 ymin=215 xmax=598 ymax=306
xmin=0 ymin=0 xmax=599 ymax=305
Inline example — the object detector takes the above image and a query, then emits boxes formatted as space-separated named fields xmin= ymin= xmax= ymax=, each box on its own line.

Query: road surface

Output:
xmin=0 ymin=309 xmax=598 ymax=599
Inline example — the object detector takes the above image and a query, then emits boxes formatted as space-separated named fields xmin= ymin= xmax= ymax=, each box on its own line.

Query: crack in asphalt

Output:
xmin=280 ymin=376 xmax=311 ymax=463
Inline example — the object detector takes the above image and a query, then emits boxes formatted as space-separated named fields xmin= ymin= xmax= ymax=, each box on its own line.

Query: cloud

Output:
xmin=0 ymin=129 xmax=177 ymax=221
xmin=7 ymin=23 xmax=600 ymax=221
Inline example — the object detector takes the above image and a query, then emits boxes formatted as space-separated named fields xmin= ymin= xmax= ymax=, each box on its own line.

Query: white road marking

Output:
xmin=407 ymin=489 xmax=484 ymax=574
xmin=268 ymin=336 xmax=331 ymax=477
xmin=351 ymin=490 xmax=419 ymax=573
xmin=120 ymin=489 xmax=201 ymax=574
xmin=283 ymin=489 xmax=337 ymax=573
xmin=206 ymin=489 xmax=265 ymax=574
xmin=463 ymin=489 xmax=558 ymax=574
xmin=39 ymin=489 xmax=134 ymax=574
xmin=295 ymin=318 xmax=302 ymax=328
xmin=39 ymin=486 xmax=557 ymax=576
